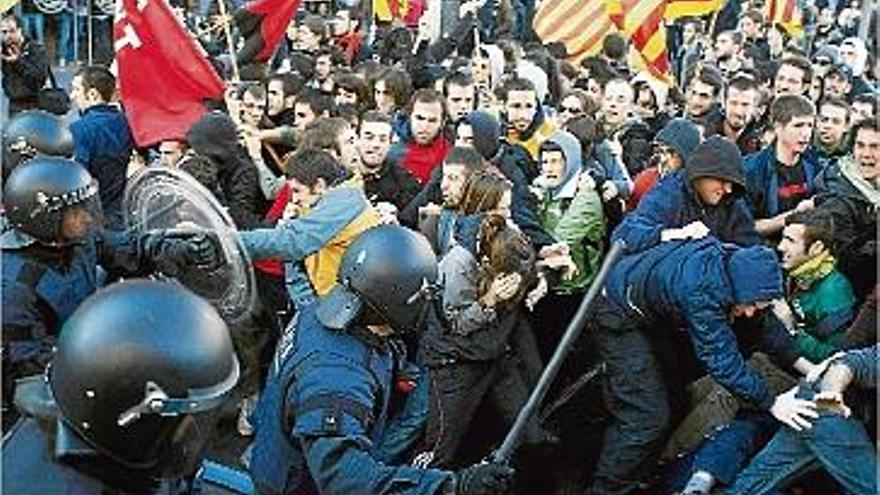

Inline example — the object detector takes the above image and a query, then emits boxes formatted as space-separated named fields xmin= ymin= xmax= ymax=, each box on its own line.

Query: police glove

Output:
xmin=143 ymin=230 xmax=225 ymax=275
xmin=454 ymin=461 xmax=515 ymax=495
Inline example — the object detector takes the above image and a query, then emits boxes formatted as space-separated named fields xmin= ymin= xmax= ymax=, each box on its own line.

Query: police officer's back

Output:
xmin=249 ymin=225 xmax=516 ymax=495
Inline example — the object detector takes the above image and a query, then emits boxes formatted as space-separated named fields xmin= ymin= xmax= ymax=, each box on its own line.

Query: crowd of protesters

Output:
xmin=1 ymin=0 xmax=878 ymax=492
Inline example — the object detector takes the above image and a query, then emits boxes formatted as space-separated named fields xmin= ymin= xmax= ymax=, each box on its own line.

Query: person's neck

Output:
xmin=361 ymin=161 xmax=385 ymax=177
xmin=723 ymin=121 xmax=744 ymax=140
xmin=775 ymin=141 xmax=800 ymax=166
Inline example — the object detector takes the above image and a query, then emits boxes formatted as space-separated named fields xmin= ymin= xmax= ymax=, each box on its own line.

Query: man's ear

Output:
xmin=313 ymin=177 xmax=328 ymax=195
xmin=807 ymin=240 xmax=827 ymax=257
xmin=86 ymin=87 xmax=104 ymax=104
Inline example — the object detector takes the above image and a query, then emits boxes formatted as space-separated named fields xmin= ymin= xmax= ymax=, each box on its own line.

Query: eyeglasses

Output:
xmin=560 ymin=106 xmax=582 ymax=114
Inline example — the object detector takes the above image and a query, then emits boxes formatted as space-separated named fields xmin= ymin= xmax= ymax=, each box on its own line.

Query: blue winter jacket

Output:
xmin=743 ymin=144 xmax=820 ymax=219
xmin=602 ymin=238 xmax=776 ymax=409
xmin=612 ymin=170 xmax=762 ymax=255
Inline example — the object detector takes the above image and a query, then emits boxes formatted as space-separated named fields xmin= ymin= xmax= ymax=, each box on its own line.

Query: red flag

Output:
xmin=114 ymin=0 xmax=225 ymax=146
xmin=234 ymin=0 xmax=303 ymax=65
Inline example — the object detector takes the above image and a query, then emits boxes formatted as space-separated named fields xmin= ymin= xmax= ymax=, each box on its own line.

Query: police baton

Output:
xmin=492 ymin=240 xmax=626 ymax=464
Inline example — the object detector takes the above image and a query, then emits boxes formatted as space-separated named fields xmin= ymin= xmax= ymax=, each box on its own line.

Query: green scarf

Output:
xmin=790 ymin=250 xmax=837 ymax=291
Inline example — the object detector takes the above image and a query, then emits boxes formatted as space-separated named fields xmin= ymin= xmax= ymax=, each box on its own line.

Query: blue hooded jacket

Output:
xmin=602 ymin=238 xmax=782 ymax=409
xmin=612 ymin=170 xmax=762 ymax=254
xmin=613 ymin=136 xmax=762 ymax=255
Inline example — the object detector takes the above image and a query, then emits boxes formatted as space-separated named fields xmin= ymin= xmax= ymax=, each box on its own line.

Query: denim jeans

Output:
xmin=58 ymin=12 xmax=84 ymax=63
xmin=725 ymin=388 xmax=878 ymax=495
xmin=20 ymin=13 xmax=44 ymax=45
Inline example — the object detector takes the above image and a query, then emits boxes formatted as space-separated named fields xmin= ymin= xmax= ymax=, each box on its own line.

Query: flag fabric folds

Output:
xmin=533 ymin=0 xmax=725 ymax=81
xmin=765 ymin=0 xmax=804 ymax=37
xmin=113 ymin=0 xmax=225 ymax=146
xmin=233 ymin=0 xmax=303 ymax=65
xmin=606 ymin=0 xmax=671 ymax=82
xmin=663 ymin=0 xmax=723 ymax=20
xmin=533 ymin=0 xmax=616 ymax=63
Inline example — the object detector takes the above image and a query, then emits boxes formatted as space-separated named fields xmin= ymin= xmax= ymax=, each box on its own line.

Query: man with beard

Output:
xmin=399 ymin=147 xmax=486 ymax=254
xmin=813 ymin=118 xmax=880 ymax=299
xmin=813 ymin=97 xmax=851 ymax=169
xmin=249 ymin=73 xmax=304 ymax=171
xmin=357 ymin=111 xmax=422 ymax=211
xmin=715 ymin=73 xmax=762 ymax=155
xmin=684 ymin=65 xmax=724 ymax=123
xmin=713 ymin=30 xmax=745 ymax=77
xmin=824 ymin=63 xmax=854 ymax=102
xmin=502 ymin=77 xmax=557 ymax=161
xmin=443 ymin=72 xmax=477 ymax=125
xmin=1 ymin=13 xmax=49 ymax=115
xmin=744 ymin=95 xmax=820 ymax=237
xmin=773 ymin=57 xmax=813 ymax=98
xmin=388 ymin=88 xmax=452 ymax=184
xmin=266 ymin=73 xmax=301 ymax=128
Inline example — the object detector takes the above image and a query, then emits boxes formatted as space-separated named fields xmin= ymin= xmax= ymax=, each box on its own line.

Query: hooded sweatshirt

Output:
xmin=614 ymin=136 xmax=762 ymax=254
xmin=601 ymin=238 xmax=781 ymax=410
xmin=534 ymin=130 xmax=605 ymax=292
xmin=186 ymin=112 xmax=265 ymax=228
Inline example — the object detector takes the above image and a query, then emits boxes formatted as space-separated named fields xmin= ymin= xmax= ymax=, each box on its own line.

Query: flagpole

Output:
xmin=87 ymin=0 xmax=93 ymax=64
xmin=706 ymin=0 xmax=723 ymax=38
xmin=216 ymin=0 xmax=240 ymax=82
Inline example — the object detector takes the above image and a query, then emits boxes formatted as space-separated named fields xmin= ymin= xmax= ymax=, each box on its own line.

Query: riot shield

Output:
xmin=123 ymin=167 xmax=256 ymax=323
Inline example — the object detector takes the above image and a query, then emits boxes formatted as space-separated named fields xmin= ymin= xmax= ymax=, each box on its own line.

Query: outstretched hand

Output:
xmin=770 ymin=386 xmax=818 ymax=431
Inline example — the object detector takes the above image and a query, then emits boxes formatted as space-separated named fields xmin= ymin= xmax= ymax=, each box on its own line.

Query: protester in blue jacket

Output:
xmin=69 ymin=66 xmax=134 ymax=228
xmin=743 ymin=94 xmax=820 ymax=237
xmin=589 ymin=237 xmax=819 ymax=495
xmin=613 ymin=136 xmax=762 ymax=255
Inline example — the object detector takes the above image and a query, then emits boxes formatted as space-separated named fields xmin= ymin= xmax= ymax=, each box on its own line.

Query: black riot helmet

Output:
xmin=3 ymin=157 xmax=103 ymax=245
xmin=49 ymin=280 xmax=239 ymax=479
xmin=2 ymin=110 xmax=75 ymax=179
xmin=317 ymin=225 xmax=439 ymax=333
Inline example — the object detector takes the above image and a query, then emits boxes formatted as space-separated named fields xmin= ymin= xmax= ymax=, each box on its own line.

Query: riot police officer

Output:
xmin=249 ymin=225 xmax=516 ymax=494
xmin=1 ymin=157 xmax=222 ymax=429
xmin=2 ymin=109 xmax=74 ymax=181
xmin=2 ymin=280 xmax=241 ymax=493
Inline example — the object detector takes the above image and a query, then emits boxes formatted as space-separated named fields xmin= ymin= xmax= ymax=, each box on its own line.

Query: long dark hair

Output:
xmin=476 ymin=214 xmax=537 ymax=306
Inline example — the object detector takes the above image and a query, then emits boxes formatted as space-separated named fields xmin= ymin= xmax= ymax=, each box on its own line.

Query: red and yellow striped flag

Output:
xmin=765 ymin=0 xmax=804 ymax=37
xmin=606 ymin=0 xmax=671 ymax=82
xmin=533 ymin=0 xmax=616 ymax=63
xmin=663 ymin=0 xmax=723 ymax=20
